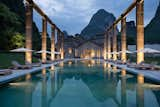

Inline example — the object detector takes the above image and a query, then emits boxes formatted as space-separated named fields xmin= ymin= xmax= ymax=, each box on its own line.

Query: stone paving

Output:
xmin=0 ymin=59 xmax=160 ymax=85
xmin=0 ymin=59 xmax=69 ymax=85
xmin=106 ymin=61 xmax=160 ymax=83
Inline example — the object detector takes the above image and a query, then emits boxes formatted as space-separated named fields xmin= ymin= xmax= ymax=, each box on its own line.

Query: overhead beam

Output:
xmin=25 ymin=0 xmax=61 ymax=32
xmin=107 ymin=0 xmax=144 ymax=31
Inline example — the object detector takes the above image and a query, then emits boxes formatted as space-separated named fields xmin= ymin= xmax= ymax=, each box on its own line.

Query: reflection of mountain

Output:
xmin=59 ymin=70 xmax=118 ymax=102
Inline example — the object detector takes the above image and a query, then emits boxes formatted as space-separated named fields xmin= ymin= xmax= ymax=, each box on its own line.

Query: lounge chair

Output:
xmin=10 ymin=61 xmax=32 ymax=69
xmin=127 ymin=62 xmax=137 ymax=68
xmin=38 ymin=59 xmax=53 ymax=64
xmin=135 ymin=64 xmax=160 ymax=71
xmin=26 ymin=61 xmax=42 ymax=67
xmin=0 ymin=69 xmax=12 ymax=75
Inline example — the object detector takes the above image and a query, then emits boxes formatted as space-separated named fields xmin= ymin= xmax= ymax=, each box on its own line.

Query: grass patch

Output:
xmin=0 ymin=52 xmax=39 ymax=69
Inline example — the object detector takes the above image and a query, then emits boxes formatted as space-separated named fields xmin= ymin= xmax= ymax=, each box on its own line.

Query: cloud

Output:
xmin=33 ymin=0 xmax=159 ymax=35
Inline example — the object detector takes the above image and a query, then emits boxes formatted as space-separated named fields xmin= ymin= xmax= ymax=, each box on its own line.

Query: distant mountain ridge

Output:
xmin=80 ymin=9 xmax=117 ymax=40
xmin=145 ymin=0 xmax=160 ymax=44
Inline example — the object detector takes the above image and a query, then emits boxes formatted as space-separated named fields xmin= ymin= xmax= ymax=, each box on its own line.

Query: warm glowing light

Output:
xmin=104 ymin=62 xmax=107 ymax=69
xmin=50 ymin=65 xmax=55 ymax=71
xmin=25 ymin=52 xmax=32 ymax=64
xmin=42 ymin=68 xmax=46 ymax=76
xmin=68 ymin=61 xmax=72 ymax=66
xmin=60 ymin=62 xmax=64 ymax=67
xmin=91 ymin=60 xmax=95 ymax=65
xmin=137 ymin=74 xmax=144 ymax=84
xmin=121 ymin=69 xmax=126 ymax=76
xmin=68 ymin=48 xmax=72 ymax=54
xmin=25 ymin=74 xmax=31 ymax=80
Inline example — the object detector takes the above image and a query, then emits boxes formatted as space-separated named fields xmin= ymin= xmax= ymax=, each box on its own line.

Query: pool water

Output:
xmin=0 ymin=60 xmax=160 ymax=107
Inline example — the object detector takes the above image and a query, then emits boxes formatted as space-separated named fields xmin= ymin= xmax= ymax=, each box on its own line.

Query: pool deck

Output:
xmin=104 ymin=60 xmax=160 ymax=83
xmin=0 ymin=58 xmax=160 ymax=85
xmin=0 ymin=59 xmax=69 ymax=85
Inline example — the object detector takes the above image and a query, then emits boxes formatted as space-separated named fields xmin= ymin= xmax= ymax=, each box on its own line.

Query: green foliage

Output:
xmin=0 ymin=3 xmax=21 ymax=50
xmin=10 ymin=33 xmax=25 ymax=48
xmin=0 ymin=53 xmax=39 ymax=68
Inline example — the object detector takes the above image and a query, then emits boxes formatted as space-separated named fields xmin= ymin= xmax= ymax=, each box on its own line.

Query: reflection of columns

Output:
xmin=103 ymin=62 xmax=107 ymax=79
xmin=50 ymin=67 xmax=55 ymax=96
xmin=113 ymin=26 xmax=117 ymax=60
xmin=136 ymin=0 xmax=144 ymax=64
xmin=136 ymin=74 xmax=144 ymax=107
xmin=42 ymin=68 xmax=47 ymax=107
xmin=104 ymin=33 xmax=107 ymax=60
xmin=25 ymin=2 xmax=33 ymax=64
xmin=42 ymin=18 xmax=47 ymax=63
xmin=24 ymin=73 xmax=32 ymax=107
xmin=25 ymin=74 xmax=31 ymax=81
xmin=121 ymin=69 xmax=126 ymax=107
xmin=107 ymin=31 xmax=111 ymax=59
xmin=121 ymin=17 xmax=127 ymax=62
xmin=61 ymin=33 xmax=64 ymax=59
xmin=51 ymin=25 xmax=55 ymax=61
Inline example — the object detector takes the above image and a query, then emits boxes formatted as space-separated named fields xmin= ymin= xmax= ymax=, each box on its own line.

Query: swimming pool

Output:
xmin=0 ymin=60 xmax=160 ymax=107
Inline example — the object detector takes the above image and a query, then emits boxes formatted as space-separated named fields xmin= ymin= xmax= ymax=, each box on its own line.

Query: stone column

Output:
xmin=51 ymin=25 xmax=55 ymax=61
xmin=136 ymin=0 xmax=144 ymax=64
xmin=57 ymin=29 xmax=61 ymax=59
xmin=113 ymin=26 xmax=117 ymax=60
xmin=42 ymin=18 xmax=47 ymax=63
xmin=121 ymin=17 xmax=127 ymax=62
xmin=25 ymin=1 xmax=33 ymax=64
xmin=104 ymin=32 xmax=107 ymax=60
xmin=61 ymin=33 xmax=64 ymax=59
xmin=107 ymin=31 xmax=111 ymax=59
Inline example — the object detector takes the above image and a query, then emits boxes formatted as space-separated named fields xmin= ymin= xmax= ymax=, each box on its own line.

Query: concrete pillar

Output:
xmin=42 ymin=18 xmax=47 ymax=63
xmin=51 ymin=25 xmax=55 ymax=61
xmin=104 ymin=32 xmax=107 ymax=60
xmin=136 ymin=0 xmax=144 ymax=64
xmin=107 ymin=31 xmax=111 ymax=59
xmin=25 ymin=1 xmax=33 ymax=64
xmin=61 ymin=33 xmax=64 ymax=59
xmin=57 ymin=29 xmax=61 ymax=59
xmin=121 ymin=17 xmax=127 ymax=62
xmin=113 ymin=26 xmax=117 ymax=60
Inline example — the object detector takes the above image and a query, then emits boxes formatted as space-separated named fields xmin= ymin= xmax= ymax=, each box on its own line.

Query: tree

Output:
xmin=10 ymin=33 xmax=25 ymax=49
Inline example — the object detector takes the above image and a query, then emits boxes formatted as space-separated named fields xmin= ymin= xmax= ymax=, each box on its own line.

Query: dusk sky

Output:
xmin=33 ymin=0 xmax=159 ymax=35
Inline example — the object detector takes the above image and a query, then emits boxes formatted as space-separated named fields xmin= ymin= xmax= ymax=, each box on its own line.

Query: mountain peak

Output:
xmin=80 ymin=9 xmax=116 ymax=40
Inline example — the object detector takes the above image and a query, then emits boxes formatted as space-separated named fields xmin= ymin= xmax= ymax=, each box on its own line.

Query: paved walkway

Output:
xmin=0 ymin=58 xmax=160 ymax=85
xmin=105 ymin=61 xmax=160 ymax=83
xmin=0 ymin=59 xmax=69 ymax=85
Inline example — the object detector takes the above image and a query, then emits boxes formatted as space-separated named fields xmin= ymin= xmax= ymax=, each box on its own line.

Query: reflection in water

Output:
xmin=59 ymin=62 xmax=64 ymax=67
xmin=68 ymin=61 xmax=72 ymax=66
xmin=50 ymin=65 xmax=55 ymax=71
xmin=121 ymin=69 xmax=127 ymax=107
xmin=103 ymin=62 xmax=107 ymax=79
xmin=136 ymin=74 xmax=144 ymax=107
xmin=24 ymin=74 xmax=32 ymax=107
xmin=42 ymin=68 xmax=47 ymax=107
xmin=25 ymin=74 xmax=31 ymax=81
xmin=0 ymin=61 xmax=160 ymax=107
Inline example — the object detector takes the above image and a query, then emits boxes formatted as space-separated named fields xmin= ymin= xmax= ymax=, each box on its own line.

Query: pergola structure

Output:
xmin=104 ymin=0 xmax=144 ymax=64
xmin=25 ymin=0 xmax=64 ymax=64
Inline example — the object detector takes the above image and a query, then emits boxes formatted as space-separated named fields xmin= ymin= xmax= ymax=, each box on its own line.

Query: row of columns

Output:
xmin=25 ymin=1 xmax=64 ymax=64
xmin=104 ymin=0 xmax=144 ymax=64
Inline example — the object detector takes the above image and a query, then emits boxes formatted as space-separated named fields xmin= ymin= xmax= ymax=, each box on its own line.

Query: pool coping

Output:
xmin=0 ymin=58 xmax=160 ymax=85
xmin=0 ymin=59 xmax=70 ymax=85
xmin=103 ymin=60 xmax=160 ymax=83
